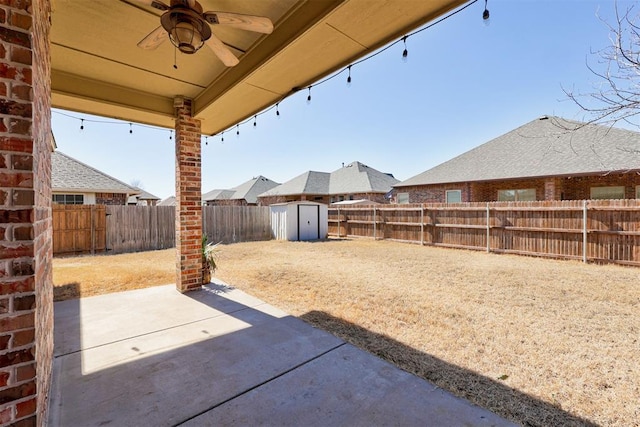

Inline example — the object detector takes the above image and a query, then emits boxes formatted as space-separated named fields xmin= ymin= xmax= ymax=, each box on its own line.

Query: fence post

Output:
xmin=91 ymin=205 xmax=95 ymax=255
xmin=583 ymin=200 xmax=588 ymax=263
xmin=486 ymin=203 xmax=491 ymax=253
xmin=337 ymin=207 xmax=340 ymax=238
xmin=420 ymin=205 xmax=424 ymax=245
xmin=373 ymin=206 xmax=376 ymax=240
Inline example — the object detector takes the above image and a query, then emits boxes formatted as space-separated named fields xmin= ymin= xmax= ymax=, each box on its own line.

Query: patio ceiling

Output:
xmin=51 ymin=0 xmax=469 ymax=135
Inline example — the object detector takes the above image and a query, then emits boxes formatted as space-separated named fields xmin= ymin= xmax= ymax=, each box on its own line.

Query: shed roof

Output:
xmin=260 ymin=161 xmax=398 ymax=197
xmin=52 ymin=151 xmax=138 ymax=194
xmin=396 ymin=116 xmax=640 ymax=187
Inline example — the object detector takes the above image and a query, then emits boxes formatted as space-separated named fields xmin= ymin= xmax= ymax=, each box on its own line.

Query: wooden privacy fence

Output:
xmin=202 ymin=205 xmax=272 ymax=244
xmin=329 ymin=200 xmax=640 ymax=266
xmin=52 ymin=205 xmax=107 ymax=256
xmin=53 ymin=205 xmax=272 ymax=256
xmin=106 ymin=205 xmax=176 ymax=254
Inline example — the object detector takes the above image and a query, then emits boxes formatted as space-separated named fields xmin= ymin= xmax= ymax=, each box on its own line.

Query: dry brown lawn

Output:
xmin=53 ymin=239 xmax=640 ymax=427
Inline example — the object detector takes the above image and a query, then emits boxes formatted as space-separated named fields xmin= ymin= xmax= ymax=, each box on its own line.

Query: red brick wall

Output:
xmin=0 ymin=0 xmax=53 ymax=425
xmin=174 ymin=97 xmax=202 ymax=292
xmin=396 ymin=183 xmax=472 ymax=203
xmin=95 ymin=192 xmax=127 ymax=205
xmin=402 ymin=173 xmax=640 ymax=203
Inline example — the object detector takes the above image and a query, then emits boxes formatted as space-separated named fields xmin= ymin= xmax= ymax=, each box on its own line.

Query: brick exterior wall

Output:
xmin=174 ymin=97 xmax=202 ymax=292
xmin=0 ymin=0 xmax=53 ymax=425
xmin=401 ymin=173 xmax=640 ymax=203
xmin=396 ymin=183 xmax=472 ymax=203
xmin=95 ymin=192 xmax=127 ymax=205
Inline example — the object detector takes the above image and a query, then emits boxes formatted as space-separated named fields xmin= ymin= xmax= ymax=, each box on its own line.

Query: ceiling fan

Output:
xmin=134 ymin=0 xmax=273 ymax=67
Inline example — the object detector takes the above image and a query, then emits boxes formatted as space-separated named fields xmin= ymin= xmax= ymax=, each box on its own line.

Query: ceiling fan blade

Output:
xmin=205 ymin=34 xmax=239 ymax=67
xmin=130 ymin=0 xmax=170 ymax=11
xmin=204 ymin=12 xmax=273 ymax=34
xmin=137 ymin=26 xmax=168 ymax=50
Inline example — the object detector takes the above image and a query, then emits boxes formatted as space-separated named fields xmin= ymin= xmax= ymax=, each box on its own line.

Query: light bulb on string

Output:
xmin=253 ymin=115 xmax=257 ymax=128
xmin=129 ymin=123 xmax=133 ymax=134
xmin=80 ymin=119 xmax=84 ymax=131
xmin=483 ymin=0 xmax=490 ymax=25
xmin=221 ymin=131 xmax=224 ymax=143
xmin=347 ymin=65 xmax=352 ymax=88
xmin=205 ymin=136 xmax=208 ymax=146
xmin=276 ymin=103 xmax=280 ymax=118
xmin=236 ymin=124 xmax=240 ymax=137
xmin=307 ymin=87 xmax=312 ymax=105
xmin=402 ymin=36 xmax=408 ymax=62
xmin=169 ymin=130 xmax=173 ymax=141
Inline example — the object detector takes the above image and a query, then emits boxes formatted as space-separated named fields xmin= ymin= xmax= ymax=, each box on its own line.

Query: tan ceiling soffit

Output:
xmin=194 ymin=0 xmax=343 ymax=117
xmin=196 ymin=0 xmax=470 ymax=134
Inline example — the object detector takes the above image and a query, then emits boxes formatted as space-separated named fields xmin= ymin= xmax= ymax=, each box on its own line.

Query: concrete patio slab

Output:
xmin=49 ymin=282 xmax=517 ymax=426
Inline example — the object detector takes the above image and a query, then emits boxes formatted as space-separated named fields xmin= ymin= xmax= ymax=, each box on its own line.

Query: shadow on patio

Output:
xmin=49 ymin=282 xmax=533 ymax=426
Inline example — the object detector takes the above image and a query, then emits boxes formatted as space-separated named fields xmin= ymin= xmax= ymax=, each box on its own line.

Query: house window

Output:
xmin=338 ymin=195 xmax=345 ymax=202
xmin=446 ymin=190 xmax=462 ymax=203
xmin=330 ymin=197 xmax=335 ymax=203
xmin=397 ymin=192 xmax=409 ymax=204
xmin=497 ymin=189 xmax=536 ymax=201
xmin=53 ymin=194 xmax=84 ymax=205
xmin=591 ymin=186 xmax=625 ymax=200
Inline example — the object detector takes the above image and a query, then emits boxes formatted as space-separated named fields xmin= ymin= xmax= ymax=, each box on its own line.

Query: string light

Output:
xmin=402 ymin=36 xmax=408 ymax=62
xmin=483 ymin=0 xmax=490 ymax=25
xmin=236 ymin=124 xmax=240 ymax=136
xmin=169 ymin=130 xmax=173 ymax=140
xmin=80 ymin=119 xmax=84 ymax=131
xmin=253 ymin=115 xmax=257 ymax=128
xmin=276 ymin=103 xmax=280 ymax=117
xmin=129 ymin=123 xmax=133 ymax=134
xmin=221 ymin=131 xmax=224 ymax=143
xmin=347 ymin=65 xmax=352 ymax=87
xmin=205 ymin=136 xmax=208 ymax=145
xmin=307 ymin=86 xmax=312 ymax=104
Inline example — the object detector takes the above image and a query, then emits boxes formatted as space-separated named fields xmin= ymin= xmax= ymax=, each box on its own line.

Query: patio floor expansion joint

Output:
xmin=172 ymin=342 xmax=348 ymax=426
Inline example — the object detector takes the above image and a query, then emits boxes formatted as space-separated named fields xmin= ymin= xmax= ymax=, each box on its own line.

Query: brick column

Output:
xmin=0 ymin=0 xmax=53 ymax=425
xmin=174 ymin=97 xmax=202 ymax=292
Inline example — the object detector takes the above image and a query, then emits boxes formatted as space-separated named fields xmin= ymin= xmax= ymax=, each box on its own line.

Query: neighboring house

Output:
xmin=157 ymin=196 xmax=176 ymax=206
xmin=203 ymin=176 xmax=279 ymax=206
xmin=52 ymin=151 xmax=139 ymax=205
xmin=127 ymin=189 xmax=161 ymax=206
xmin=394 ymin=116 xmax=640 ymax=203
xmin=258 ymin=161 xmax=399 ymax=205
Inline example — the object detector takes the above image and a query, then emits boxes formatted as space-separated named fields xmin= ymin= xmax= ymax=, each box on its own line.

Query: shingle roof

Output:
xmin=203 ymin=176 xmax=280 ymax=204
xmin=52 ymin=151 xmax=138 ymax=194
xmin=396 ymin=116 xmax=640 ymax=187
xmin=157 ymin=196 xmax=175 ymax=206
xmin=127 ymin=188 xmax=161 ymax=204
xmin=259 ymin=161 xmax=399 ymax=197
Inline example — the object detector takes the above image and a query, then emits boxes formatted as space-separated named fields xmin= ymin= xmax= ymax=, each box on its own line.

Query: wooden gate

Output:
xmin=52 ymin=205 xmax=106 ymax=256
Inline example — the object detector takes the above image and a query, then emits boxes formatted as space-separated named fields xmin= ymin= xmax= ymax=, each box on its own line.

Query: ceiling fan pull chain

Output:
xmin=173 ymin=45 xmax=178 ymax=70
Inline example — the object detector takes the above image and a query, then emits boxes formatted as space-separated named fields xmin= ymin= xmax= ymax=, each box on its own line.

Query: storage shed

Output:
xmin=270 ymin=202 xmax=328 ymax=241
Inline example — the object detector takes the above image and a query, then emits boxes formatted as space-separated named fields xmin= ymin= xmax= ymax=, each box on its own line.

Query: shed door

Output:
xmin=298 ymin=205 xmax=319 ymax=241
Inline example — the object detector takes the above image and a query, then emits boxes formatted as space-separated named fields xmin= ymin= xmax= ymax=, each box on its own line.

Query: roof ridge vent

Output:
xmin=539 ymin=115 xmax=549 ymax=120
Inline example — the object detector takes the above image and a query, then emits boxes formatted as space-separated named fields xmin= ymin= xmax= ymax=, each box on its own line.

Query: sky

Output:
xmin=50 ymin=0 xmax=638 ymax=200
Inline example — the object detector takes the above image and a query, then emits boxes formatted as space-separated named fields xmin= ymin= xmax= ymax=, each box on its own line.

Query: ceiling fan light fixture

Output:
xmin=161 ymin=8 xmax=211 ymax=54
